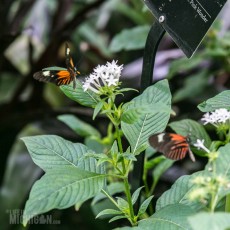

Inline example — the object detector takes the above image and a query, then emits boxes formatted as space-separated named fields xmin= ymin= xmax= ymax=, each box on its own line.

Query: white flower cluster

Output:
xmin=201 ymin=108 xmax=230 ymax=126
xmin=83 ymin=60 xmax=123 ymax=93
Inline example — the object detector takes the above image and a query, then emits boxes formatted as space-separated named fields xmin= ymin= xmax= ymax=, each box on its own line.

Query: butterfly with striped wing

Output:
xmin=33 ymin=43 xmax=80 ymax=89
xmin=148 ymin=132 xmax=195 ymax=162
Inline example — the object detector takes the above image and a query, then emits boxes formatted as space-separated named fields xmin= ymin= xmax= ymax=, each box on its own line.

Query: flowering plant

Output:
xmin=22 ymin=61 xmax=230 ymax=229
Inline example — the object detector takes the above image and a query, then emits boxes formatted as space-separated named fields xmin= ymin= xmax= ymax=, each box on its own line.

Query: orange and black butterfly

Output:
xmin=148 ymin=133 xmax=195 ymax=162
xmin=33 ymin=43 xmax=80 ymax=89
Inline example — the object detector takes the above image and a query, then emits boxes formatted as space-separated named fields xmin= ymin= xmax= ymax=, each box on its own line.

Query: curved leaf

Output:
xmin=121 ymin=80 xmax=171 ymax=155
xmin=141 ymin=204 xmax=195 ymax=230
xmin=156 ymin=171 xmax=209 ymax=212
xmin=23 ymin=166 xmax=106 ymax=225
xmin=198 ymin=90 xmax=230 ymax=112
xmin=21 ymin=135 xmax=104 ymax=174
xmin=109 ymin=26 xmax=150 ymax=52
xmin=121 ymin=103 xmax=171 ymax=124
xmin=60 ymin=80 xmax=99 ymax=107
xmin=188 ymin=212 xmax=230 ymax=230
xmin=205 ymin=144 xmax=230 ymax=199
xmin=58 ymin=114 xmax=100 ymax=137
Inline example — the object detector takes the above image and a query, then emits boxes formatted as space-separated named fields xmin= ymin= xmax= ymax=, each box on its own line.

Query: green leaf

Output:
xmin=188 ymin=212 xmax=230 ymax=230
xmin=122 ymin=153 xmax=137 ymax=161
xmin=167 ymin=55 xmax=204 ymax=79
xmin=118 ymin=88 xmax=139 ymax=93
xmin=84 ymin=137 xmax=106 ymax=154
xmin=109 ymin=215 xmax=127 ymax=223
xmin=60 ymin=80 xmax=99 ymax=107
xmin=116 ymin=204 xmax=196 ymax=230
xmin=155 ymin=171 xmax=209 ymax=212
xmin=111 ymin=140 xmax=119 ymax=154
xmin=58 ymin=114 xmax=100 ymax=137
xmin=23 ymin=166 xmax=106 ymax=225
xmin=96 ymin=209 xmax=122 ymax=219
xmin=173 ymin=70 xmax=209 ymax=103
xmin=121 ymin=103 xmax=171 ymax=124
xmin=198 ymin=90 xmax=230 ymax=112
xmin=21 ymin=135 xmax=104 ymax=174
xmin=205 ymin=144 xmax=230 ymax=199
xmin=144 ymin=156 xmax=165 ymax=170
xmin=93 ymin=101 xmax=104 ymax=120
xmin=152 ymin=159 xmax=174 ymax=192
xmin=138 ymin=195 xmax=154 ymax=216
xmin=138 ymin=204 xmax=195 ymax=230
xmin=78 ymin=23 xmax=112 ymax=57
xmin=132 ymin=186 xmax=144 ymax=205
xmin=209 ymin=143 xmax=230 ymax=177
xmin=109 ymin=25 xmax=150 ymax=52
xmin=169 ymin=119 xmax=211 ymax=147
xmin=117 ymin=197 xmax=129 ymax=212
xmin=121 ymin=80 xmax=171 ymax=155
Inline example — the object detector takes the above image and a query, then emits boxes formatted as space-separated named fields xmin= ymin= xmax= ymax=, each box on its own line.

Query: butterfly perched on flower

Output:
xmin=148 ymin=133 xmax=195 ymax=162
xmin=33 ymin=43 xmax=80 ymax=89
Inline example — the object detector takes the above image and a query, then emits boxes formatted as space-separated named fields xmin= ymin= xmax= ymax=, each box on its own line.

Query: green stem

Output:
xmin=225 ymin=194 xmax=230 ymax=212
xmin=115 ymin=124 xmax=123 ymax=153
xmin=115 ymin=124 xmax=126 ymax=175
xmin=210 ymin=190 xmax=219 ymax=212
xmin=102 ymin=189 xmax=120 ymax=209
xmin=124 ymin=178 xmax=137 ymax=226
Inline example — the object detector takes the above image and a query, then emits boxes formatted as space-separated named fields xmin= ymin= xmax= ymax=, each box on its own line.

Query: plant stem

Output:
xmin=225 ymin=194 xmax=230 ymax=212
xmin=124 ymin=178 xmax=136 ymax=226
xmin=102 ymin=189 xmax=120 ymax=209
xmin=115 ymin=124 xmax=123 ymax=153
xmin=115 ymin=124 xmax=126 ymax=175
xmin=210 ymin=191 xmax=219 ymax=212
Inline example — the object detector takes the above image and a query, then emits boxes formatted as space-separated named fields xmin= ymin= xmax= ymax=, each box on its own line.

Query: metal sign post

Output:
xmin=132 ymin=0 xmax=228 ymax=211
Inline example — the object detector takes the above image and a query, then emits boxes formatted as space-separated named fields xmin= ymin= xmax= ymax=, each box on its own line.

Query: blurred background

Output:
xmin=0 ymin=0 xmax=230 ymax=229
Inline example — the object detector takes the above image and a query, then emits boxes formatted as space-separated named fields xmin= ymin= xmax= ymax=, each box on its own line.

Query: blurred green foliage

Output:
xmin=0 ymin=0 xmax=229 ymax=229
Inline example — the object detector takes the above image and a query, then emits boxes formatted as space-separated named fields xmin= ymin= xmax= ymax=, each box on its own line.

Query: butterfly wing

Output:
xmin=148 ymin=133 xmax=195 ymax=161
xmin=65 ymin=43 xmax=80 ymax=88
xmin=33 ymin=69 xmax=72 ymax=86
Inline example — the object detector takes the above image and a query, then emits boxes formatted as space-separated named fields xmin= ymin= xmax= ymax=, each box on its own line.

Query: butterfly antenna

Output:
xmin=188 ymin=148 xmax=196 ymax=162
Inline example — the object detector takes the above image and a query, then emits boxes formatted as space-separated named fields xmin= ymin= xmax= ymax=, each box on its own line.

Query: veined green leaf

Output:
xmin=188 ymin=212 xmax=230 ymax=230
xmin=139 ymin=204 xmax=195 ymax=229
xmin=58 ymin=114 xmax=100 ymax=137
xmin=121 ymin=80 xmax=171 ymax=155
xmin=96 ymin=209 xmax=122 ymax=219
xmin=121 ymin=103 xmax=171 ymax=124
xmin=132 ymin=186 xmax=144 ymax=205
xmin=93 ymin=101 xmax=104 ymax=120
xmin=205 ymin=144 xmax=230 ymax=200
xmin=21 ymin=135 xmax=104 ymax=174
xmin=109 ymin=215 xmax=127 ymax=223
xmin=138 ymin=195 xmax=154 ymax=216
xmin=117 ymin=197 xmax=129 ymax=212
xmin=23 ymin=166 xmax=106 ymax=225
xmin=60 ymin=80 xmax=99 ymax=107
xmin=198 ymin=90 xmax=230 ymax=112
xmin=155 ymin=171 xmax=210 ymax=212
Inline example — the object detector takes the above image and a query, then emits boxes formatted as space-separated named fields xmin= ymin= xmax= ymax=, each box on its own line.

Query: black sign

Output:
xmin=144 ymin=0 xmax=227 ymax=57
